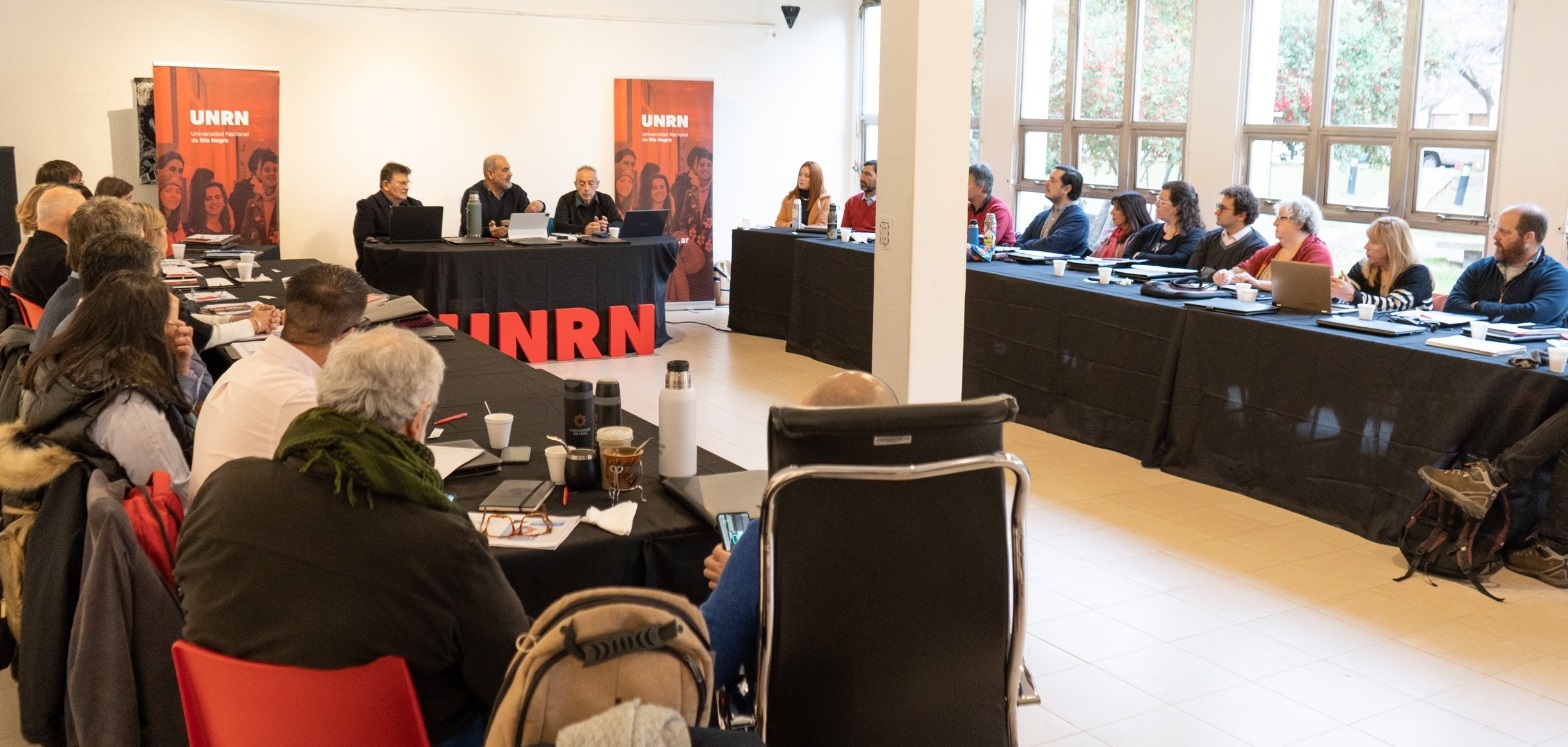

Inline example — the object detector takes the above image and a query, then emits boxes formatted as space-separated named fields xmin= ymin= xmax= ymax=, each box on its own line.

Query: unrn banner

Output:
xmin=613 ymin=79 xmax=714 ymax=302
xmin=153 ymin=64 xmax=280 ymax=249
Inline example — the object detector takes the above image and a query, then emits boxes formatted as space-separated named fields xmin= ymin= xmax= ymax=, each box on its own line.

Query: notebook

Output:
xmin=1269 ymin=260 xmax=1333 ymax=313
xmin=1184 ymin=298 xmax=1279 ymax=316
xmin=621 ymin=209 xmax=671 ymax=238
xmin=1315 ymin=316 xmax=1425 ymax=337
xmin=1426 ymin=334 xmax=1526 ymax=357
xmin=1006 ymin=249 xmax=1075 ymax=264
xmin=385 ymin=205 xmax=443 ymax=243
xmin=1115 ymin=265 xmax=1200 ymax=281
xmin=662 ymin=470 xmax=769 ymax=522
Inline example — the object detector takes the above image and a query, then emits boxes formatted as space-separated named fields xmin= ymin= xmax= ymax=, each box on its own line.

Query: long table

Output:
xmin=728 ymin=228 xmax=874 ymax=370
xmin=358 ymin=237 xmax=681 ymax=356
xmin=209 ymin=259 xmax=728 ymax=616
xmin=729 ymin=231 xmax=1565 ymax=543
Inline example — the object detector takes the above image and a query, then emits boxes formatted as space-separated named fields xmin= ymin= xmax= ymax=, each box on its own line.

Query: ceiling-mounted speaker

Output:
xmin=782 ymin=5 xmax=800 ymax=28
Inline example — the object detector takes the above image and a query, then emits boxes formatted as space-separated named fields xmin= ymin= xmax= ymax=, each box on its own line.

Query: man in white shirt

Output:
xmin=188 ymin=262 xmax=370 ymax=496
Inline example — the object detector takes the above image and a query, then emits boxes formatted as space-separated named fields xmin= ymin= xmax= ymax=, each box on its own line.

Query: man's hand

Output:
xmin=527 ymin=200 xmax=546 ymax=213
xmin=166 ymin=320 xmax=195 ymax=375
xmin=488 ymin=220 xmax=508 ymax=239
xmin=703 ymin=543 xmax=731 ymax=589
xmin=249 ymin=303 xmax=279 ymax=335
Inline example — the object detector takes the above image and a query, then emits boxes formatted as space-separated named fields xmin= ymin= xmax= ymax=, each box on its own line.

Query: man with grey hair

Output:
xmin=552 ymin=165 xmax=622 ymax=236
xmin=966 ymin=162 xmax=1016 ymax=246
xmin=30 ymin=196 xmax=145 ymax=346
xmin=9 ymin=185 xmax=86 ymax=305
xmin=457 ymin=153 xmax=545 ymax=239
xmin=188 ymin=262 xmax=372 ymax=494
xmin=178 ymin=325 xmax=529 ymax=747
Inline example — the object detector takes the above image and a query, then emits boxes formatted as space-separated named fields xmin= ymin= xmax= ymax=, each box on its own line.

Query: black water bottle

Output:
xmin=563 ymin=379 xmax=595 ymax=448
xmin=594 ymin=379 xmax=622 ymax=428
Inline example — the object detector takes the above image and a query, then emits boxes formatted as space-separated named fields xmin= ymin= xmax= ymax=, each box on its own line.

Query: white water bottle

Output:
xmin=658 ymin=360 xmax=697 ymax=478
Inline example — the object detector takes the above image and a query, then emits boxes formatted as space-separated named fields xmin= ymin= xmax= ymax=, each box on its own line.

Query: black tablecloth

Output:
xmin=358 ymin=237 xmax=681 ymax=355
xmin=784 ymin=238 xmax=875 ymax=371
xmin=206 ymin=258 xmax=730 ymax=616
xmin=727 ymin=228 xmax=800 ymax=339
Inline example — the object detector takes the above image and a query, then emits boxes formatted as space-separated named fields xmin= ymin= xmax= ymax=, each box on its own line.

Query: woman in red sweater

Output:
xmin=1213 ymin=195 xmax=1333 ymax=291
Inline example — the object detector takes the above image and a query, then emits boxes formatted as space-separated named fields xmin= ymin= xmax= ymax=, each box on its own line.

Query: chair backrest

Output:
xmin=1432 ymin=291 xmax=1448 ymax=312
xmin=12 ymin=292 xmax=42 ymax=330
xmin=757 ymin=395 xmax=1028 ymax=747
xmin=171 ymin=640 xmax=431 ymax=747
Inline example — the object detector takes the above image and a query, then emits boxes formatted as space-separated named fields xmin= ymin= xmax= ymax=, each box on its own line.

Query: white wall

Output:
xmin=1492 ymin=0 xmax=1568 ymax=256
xmin=1 ymin=0 xmax=863 ymax=267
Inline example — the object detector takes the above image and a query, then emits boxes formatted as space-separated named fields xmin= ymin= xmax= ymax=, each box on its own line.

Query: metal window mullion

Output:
xmin=1385 ymin=0 xmax=1422 ymax=217
xmin=1120 ymin=0 xmax=1139 ymax=190
xmin=1302 ymin=0 xmax=1333 ymax=207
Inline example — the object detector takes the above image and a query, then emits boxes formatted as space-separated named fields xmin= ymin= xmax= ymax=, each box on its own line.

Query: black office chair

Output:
xmin=755 ymin=394 xmax=1030 ymax=747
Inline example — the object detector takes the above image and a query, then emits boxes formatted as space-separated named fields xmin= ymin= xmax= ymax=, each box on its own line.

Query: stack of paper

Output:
xmin=1425 ymin=334 xmax=1526 ymax=357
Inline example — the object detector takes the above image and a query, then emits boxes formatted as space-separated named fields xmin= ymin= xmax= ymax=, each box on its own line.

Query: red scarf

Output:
xmin=1093 ymin=226 xmax=1131 ymax=259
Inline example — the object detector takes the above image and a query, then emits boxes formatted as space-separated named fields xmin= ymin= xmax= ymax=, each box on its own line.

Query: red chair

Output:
xmin=1432 ymin=292 xmax=1448 ymax=311
xmin=171 ymin=640 xmax=431 ymax=747
xmin=13 ymin=292 xmax=44 ymax=330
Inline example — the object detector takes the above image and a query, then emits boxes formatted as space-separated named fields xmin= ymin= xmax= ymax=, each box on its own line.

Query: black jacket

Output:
xmin=1186 ymin=227 xmax=1269 ymax=278
xmin=552 ymin=191 xmax=623 ymax=235
xmin=352 ymin=191 xmax=425 ymax=251
xmin=1124 ymin=222 xmax=1205 ymax=267
xmin=10 ymin=231 xmax=70 ymax=306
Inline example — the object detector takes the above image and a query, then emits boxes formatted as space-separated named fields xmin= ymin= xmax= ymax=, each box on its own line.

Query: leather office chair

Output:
xmin=754 ymin=395 xmax=1030 ymax=747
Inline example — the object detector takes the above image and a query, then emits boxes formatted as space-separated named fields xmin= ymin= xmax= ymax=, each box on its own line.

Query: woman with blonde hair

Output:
xmin=133 ymin=201 xmax=170 ymax=255
xmin=774 ymin=161 xmax=832 ymax=228
xmin=15 ymin=182 xmax=59 ymax=238
xmin=1331 ymin=215 xmax=1433 ymax=311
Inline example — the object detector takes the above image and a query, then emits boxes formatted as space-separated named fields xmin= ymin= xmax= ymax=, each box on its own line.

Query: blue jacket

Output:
xmin=1017 ymin=203 xmax=1090 ymax=256
xmin=1445 ymin=249 xmax=1568 ymax=325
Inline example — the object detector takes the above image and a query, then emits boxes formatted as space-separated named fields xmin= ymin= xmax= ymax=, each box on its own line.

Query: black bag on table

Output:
xmin=1140 ymin=276 xmax=1228 ymax=300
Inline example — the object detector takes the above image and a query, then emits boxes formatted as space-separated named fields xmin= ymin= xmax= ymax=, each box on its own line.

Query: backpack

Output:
xmin=122 ymin=471 xmax=183 ymax=594
xmin=485 ymin=587 xmax=714 ymax=747
xmin=1396 ymin=487 xmax=1510 ymax=601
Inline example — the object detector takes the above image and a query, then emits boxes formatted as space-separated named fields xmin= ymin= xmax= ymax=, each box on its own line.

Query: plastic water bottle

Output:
xmin=790 ymin=200 xmax=802 ymax=230
xmin=826 ymin=202 xmax=839 ymax=240
xmin=658 ymin=361 xmax=697 ymax=478
xmin=465 ymin=191 xmax=482 ymax=238
xmin=983 ymin=213 xmax=997 ymax=254
xmin=967 ymin=219 xmax=980 ymax=248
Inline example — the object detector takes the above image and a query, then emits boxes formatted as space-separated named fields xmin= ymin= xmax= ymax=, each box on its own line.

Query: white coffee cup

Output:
xmin=1052 ymin=259 xmax=1067 ymax=276
xmin=1236 ymin=287 xmax=1259 ymax=303
xmin=484 ymin=413 xmax=514 ymax=450
xmin=741 ymin=218 xmax=752 ymax=230
xmin=237 ymin=262 xmax=256 ymax=281
xmin=1470 ymin=320 xmax=1490 ymax=341
xmin=608 ymin=226 xmax=621 ymax=239
xmin=1357 ymin=302 xmax=1376 ymax=320
xmin=1098 ymin=266 xmax=1112 ymax=285
xmin=1551 ymin=347 xmax=1568 ymax=374
xmin=1234 ymin=281 xmax=1251 ymax=293
xmin=171 ymin=243 xmax=186 ymax=260
xmin=545 ymin=445 xmax=568 ymax=484
xmin=240 ymin=251 xmax=257 ymax=264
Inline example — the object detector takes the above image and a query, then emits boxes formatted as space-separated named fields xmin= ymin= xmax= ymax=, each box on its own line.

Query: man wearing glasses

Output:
xmin=1187 ymin=184 xmax=1268 ymax=280
xmin=553 ymin=165 xmax=624 ymax=236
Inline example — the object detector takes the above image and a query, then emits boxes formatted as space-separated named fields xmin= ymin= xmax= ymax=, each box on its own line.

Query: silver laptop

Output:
xmin=1270 ymin=260 xmax=1333 ymax=313
xmin=505 ymin=212 xmax=555 ymax=245
xmin=662 ymin=470 xmax=768 ymax=523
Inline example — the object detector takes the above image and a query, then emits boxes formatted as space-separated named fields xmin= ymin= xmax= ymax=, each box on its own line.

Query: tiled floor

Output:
xmin=6 ymin=306 xmax=1568 ymax=745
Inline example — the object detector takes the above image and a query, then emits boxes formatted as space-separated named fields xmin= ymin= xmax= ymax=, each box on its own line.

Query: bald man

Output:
xmin=700 ymin=370 xmax=900 ymax=688
xmin=10 ymin=185 xmax=86 ymax=304
xmin=457 ymin=154 xmax=545 ymax=239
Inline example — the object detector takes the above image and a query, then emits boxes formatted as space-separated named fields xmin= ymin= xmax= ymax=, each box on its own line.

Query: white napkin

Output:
xmin=583 ymin=502 xmax=638 ymax=536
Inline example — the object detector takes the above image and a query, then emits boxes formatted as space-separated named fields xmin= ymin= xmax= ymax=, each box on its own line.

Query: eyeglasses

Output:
xmin=479 ymin=511 xmax=554 ymax=538
xmin=575 ymin=180 xmax=599 ymax=187
xmin=1214 ymin=203 xmax=1232 ymax=212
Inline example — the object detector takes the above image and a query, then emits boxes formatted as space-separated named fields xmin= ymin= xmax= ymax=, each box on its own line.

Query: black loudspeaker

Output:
xmin=0 ymin=147 xmax=17 ymax=263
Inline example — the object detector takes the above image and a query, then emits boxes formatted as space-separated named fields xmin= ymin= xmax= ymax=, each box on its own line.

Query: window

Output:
xmin=1017 ymin=0 xmax=1194 ymax=216
xmin=1243 ymin=0 xmax=1507 ymax=286
xmin=861 ymin=0 xmax=986 ymax=163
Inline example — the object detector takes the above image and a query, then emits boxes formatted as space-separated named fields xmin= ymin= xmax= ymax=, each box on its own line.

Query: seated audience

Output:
xmin=1214 ymin=195 xmax=1333 ymax=291
xmin=1091 ymin=191 xmax=1154 ymax=259
xmin=553 ymin=165 xmax=623 ymax=235
xmin=459 ymin=154 xmax=545 ymax=239
xmin=18 ymin=271 xmax=198 ymax=499
xmin=1445 ymin=204 xmax=1568 ymax=325
xmin=93 ymin=176 xmax=135 ymax=200
xmin=35 ymin=159 xmax=83 ymax=186
xmin=1017 ymin=165 xmax=1090 ymax=256
xmin=32 ymin=197 xmax=145 ymax=348
xmin=1330 ymin=216 xmax=1433 ymax=311
xmin=841 ymin=160 xmax=878 ymax=233
xmin=966 ymin=162 xmax=1016 ymax=246
xmin=10 ymin=185 xmax=86 ymax=305
xmin=189 ymin=263 xmax=370 ymax=494
xmin=1124 ymin=180 xmax=1204 ymax=266
xmin=775 ymin=161 xmax=832 ymax=228
xmin=701 ymin=370 xmax=900 ymax=688
xmin=352 ymin=161 xmax=422 ymax=253
xmin=1187 ymin=185 xmax=1267 ymax=279
xmin=177 ymin=326 xmax=530 ymax=747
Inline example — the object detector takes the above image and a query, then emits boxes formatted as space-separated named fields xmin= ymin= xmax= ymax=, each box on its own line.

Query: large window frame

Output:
xmin=859 ymin=0 xmax=983 ymax=166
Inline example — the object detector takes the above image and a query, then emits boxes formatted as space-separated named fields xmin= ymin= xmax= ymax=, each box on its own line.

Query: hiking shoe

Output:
xmin=1505 ymin=542 xmax=1568 ymax=588
xmin=1418 ymin=461 xmax=1505 ymax=520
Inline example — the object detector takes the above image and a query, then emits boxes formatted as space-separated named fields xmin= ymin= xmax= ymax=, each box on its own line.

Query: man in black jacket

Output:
xmin=1187 ymin=185 xmax=1268 ymax=280
xmin=352 ymin=161 xmax=424 ymax=253
xmin=553 ymin=165 xmax=623 ymax=236
xmin=9 ymin=186 xmax=85 ymax=305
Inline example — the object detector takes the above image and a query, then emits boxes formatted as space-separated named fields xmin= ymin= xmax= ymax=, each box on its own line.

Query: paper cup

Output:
xmin=1052 ymin=259 xmax=1067 ymax=276
xmin=545 ymin=445 xmax=568 ymax=484
xmin=1551 ymin=348 xmax=1568 ymax=374
xmin=484 ymin=413 xmax=514 ymax=449
xmin=1357 ymin=303 xmax=1376 ymax=320
xmin=741 ymin=218 xmax=752 ymax=230
xmin=1470 ymin=320 xmax=1490 ymax=341
xmin=237 ymin=262 xmax=256 ymax=281
xmin=1236 ymin=287 xmax=1259 ymax=303
xmin=240 ymin=251 xmax=257 ymax=264
xmin=1097 ymin=266 xmax=1112 ymax=285
xmin=608 ymin=226 xmax=620 ymax=239
xmin=171 ymin=243 xmax=186 ymax=260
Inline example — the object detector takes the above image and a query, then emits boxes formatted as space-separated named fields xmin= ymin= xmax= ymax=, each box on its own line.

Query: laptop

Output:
xmin=1185 ymin=297 xmax=1279 ymax=315
xmin=1115 ymin=265 xmax=1199 ymax=282
xmin=504 ymin=212 xmax=557 ymax=246
xmin=621 ymin=209 xmax=671 ymax=239
xmin=1316 ymin=316 xmax=1425 ymax=337
xmin=384 ymin=205 xmax=443 ymax=243
xmin=1269 ymin=260 xmax=1333 ymax=313
xmin=662 ymin=470 xmax=768 ymax=523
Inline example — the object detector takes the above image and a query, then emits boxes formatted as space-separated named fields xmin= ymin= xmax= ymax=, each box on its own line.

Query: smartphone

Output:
xmin=717 ymin=512 xmax=751 ymax=552
xmin=479 ymin=479 xmax=552 ymax=512
xmin=500 ymin=446 xmax=532 ymax=464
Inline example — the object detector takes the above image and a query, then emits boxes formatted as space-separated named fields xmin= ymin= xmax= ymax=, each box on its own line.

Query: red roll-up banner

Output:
xmin=613 ymin=79 xmax=714 ymax=303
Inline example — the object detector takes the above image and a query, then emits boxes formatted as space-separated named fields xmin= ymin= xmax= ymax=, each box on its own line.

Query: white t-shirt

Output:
xmin=189 ymin=336 xmax=322 ymax=497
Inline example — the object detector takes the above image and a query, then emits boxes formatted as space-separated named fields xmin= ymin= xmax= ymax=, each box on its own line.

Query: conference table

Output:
xmin=202 ymin=259 xmax=729 ymax=616
xmin=729 ymin=230 xmax=1567 ymax=544
xmin=728 ymin=228 xmax=875 ymax=371
xmin=358 ymin=237 xmax=682 ymax=356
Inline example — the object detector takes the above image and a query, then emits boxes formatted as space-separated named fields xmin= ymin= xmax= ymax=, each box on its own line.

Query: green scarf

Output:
xmin=275 ymin=407 xmax=458 ymax=514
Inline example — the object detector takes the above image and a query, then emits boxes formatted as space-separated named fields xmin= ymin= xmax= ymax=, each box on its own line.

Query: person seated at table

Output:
xmin=31 ymin=196 xmax=144 ymax=348
xmin=1124 ymin=180 xmax=1204 ymax=267
xmin=35 ymin=159 xmax=84 ymax=187
xmin=353 ymin=162 xmax=423 ymax=256
xmin=1212 ymin=195 xmax=1333 ymax=291
xmin=10 ymin=185 xmax=85 ymax=306
xmin=1089 ymin=191 xmax=1153 ymax=259
xmin=93 ymin=176 xmax=135 ymax=201
xmin=775 ymin=161 xmax=832 ymax=228
xmin=15 ymin=271 xmax=199 ymax=500
xmin=1017 ymin=165 xmax=1089 ymax=256
xmin=841 ymin=160 xmax=878 ymax=233
xmin=966 ymin=162 xmax=1016 ymax=246
xmin=1330 ymin=216 xmax=1433 ymax=312
xmin=1444 ymin=204 xmax=1568 ymax=325
xmin=1187 ymin=185 xmax=1268 ymax=279
xmin=458 ymin=154 xmax=545 ymax=239
xmin=35 ymin=230 xmax=160 ymax=353
xmin=177 ymin=326 xmax=530 ymax=747
xmin=700 ymin=370 xmax=899 ymax=689
xmin=189 ymin=263 xmax=371 ymax=495
xmin=554 ymin=165 xmax=624 ymax=236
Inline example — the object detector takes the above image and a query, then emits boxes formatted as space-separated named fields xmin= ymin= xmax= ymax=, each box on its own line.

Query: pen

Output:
xmin=432 ymin=413 xmax=467 ymax=426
